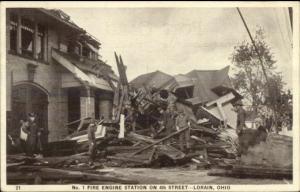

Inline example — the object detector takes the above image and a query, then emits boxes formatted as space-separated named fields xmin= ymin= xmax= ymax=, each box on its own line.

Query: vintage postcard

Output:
xmin=0 ymin=1 xmax=299 ymax=192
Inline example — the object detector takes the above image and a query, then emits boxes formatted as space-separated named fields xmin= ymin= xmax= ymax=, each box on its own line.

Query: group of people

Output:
xmin=20 ymin=112 xmax=48 ymax=157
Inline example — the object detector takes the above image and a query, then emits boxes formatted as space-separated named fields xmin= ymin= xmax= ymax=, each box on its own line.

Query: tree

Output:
xmin=230 ymin=27 xmax=285 ymax=114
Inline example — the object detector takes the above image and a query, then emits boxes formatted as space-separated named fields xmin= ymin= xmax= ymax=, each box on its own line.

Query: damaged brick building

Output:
xmin=6 ymin=8 xmax=118 ymax=142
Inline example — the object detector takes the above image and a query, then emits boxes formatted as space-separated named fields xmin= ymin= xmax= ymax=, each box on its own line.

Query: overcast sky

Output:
xmin=62 ymin=7 xmax=293 ymax=89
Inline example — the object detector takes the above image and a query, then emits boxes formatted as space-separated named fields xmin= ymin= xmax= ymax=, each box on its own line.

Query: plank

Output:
xmin=156 ymin=145 xmax=185 ymax=160
xmin=191 ymin=135 xmax=207 ymax=144
xmin=106 ymin=146 xmax=142 ymax=153
xmin=126 ymin=132 xmax=157 ymax=144
xmin=130 ymin=127 xmax=189 ymax=156
xmin=191 ymin=124 xmax=218 ymax=135
xmin=106 ymin=156 xmax=148 ymax=164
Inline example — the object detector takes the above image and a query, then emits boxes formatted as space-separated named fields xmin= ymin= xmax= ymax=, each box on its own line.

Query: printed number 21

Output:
xmin=16 ymin=186 xmax=21 ymax=190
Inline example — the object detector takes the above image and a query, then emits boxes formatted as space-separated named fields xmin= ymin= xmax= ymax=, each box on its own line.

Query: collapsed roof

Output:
xmin=130 ymin=70 xmax=173 ymax=90
xmin=130 ymin=66 xmax=241 ymax=105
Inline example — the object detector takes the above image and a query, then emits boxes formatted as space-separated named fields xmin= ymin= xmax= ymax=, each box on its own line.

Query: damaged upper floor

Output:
xmin=6 ymin=8 xmax=116 ymax=79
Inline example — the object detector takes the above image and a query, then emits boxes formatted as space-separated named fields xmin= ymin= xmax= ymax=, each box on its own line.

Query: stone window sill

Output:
xmin=8 ymin=50 xmax=49 ymax=65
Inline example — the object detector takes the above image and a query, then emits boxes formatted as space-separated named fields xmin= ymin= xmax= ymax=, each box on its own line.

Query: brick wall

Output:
xmin=6 ymin=54 xmax=69 ymax=141
xmin=6 ymin=20 xmax=69 ymax=141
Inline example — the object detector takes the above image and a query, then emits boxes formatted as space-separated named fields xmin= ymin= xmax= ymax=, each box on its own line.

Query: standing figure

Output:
xmin=151 ymin=107 xmax=165 ymax=137
xmin=175 ymin=109 xmax=190 ymax=151
xmin=22 ymin=113 xmax=40 ymax=157
xmin=163 ymin=105 xmax=177 ymax=144
xmin=87 ymin=118 xmax=97 ymax=166
xmin=235 ymin=100 xmax=246 ymax=157
xmin=126 ymin=106 xmax=138 ymax=132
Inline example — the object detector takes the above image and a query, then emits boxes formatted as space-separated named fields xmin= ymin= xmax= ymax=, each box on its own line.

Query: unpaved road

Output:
xmin=105 ymin=167 xmax=291 ymax=184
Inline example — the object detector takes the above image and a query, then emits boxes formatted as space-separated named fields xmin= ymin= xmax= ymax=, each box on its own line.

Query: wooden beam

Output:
xmin=119 ymin=55 xmax=128 ymax=85
xmin=127 ymin=132 xmax=157 ymax=143
xmin=130 ymin=127 xmax=189 ymax=157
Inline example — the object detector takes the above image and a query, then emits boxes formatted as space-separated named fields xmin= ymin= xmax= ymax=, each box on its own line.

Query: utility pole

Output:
xmin=288 ymin=7 xmax=293 ymax=32
xmin=236 ymin=7 xmax=278 ymax=132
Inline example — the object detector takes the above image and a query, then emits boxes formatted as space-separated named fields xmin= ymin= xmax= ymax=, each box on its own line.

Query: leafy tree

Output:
xmin=230 ymin=27 xmax=285 ymax=113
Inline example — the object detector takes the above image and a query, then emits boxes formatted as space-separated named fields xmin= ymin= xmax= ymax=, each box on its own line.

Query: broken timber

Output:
xmin=130 ymin=127 xmax=189 ymax=157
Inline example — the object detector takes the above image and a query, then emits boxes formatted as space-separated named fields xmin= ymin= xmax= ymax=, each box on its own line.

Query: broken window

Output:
xmin=21 ymin=17 xmax=34 ymax=57
xmin=37 ymin=24 xmax=45 ymax=60
xmin=9 ymin=13 xmax=47 ymax=61
xmin=9 ymin=13 xmax=17 ymax=52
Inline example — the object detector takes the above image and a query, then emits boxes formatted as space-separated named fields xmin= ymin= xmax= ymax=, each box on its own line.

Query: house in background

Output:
xmin=6 ymin=8 xmax=118 ymax=142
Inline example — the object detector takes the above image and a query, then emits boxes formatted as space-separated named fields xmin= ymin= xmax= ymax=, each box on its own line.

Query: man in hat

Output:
xmin=22 ymin=113 xmax=40 ymax=157
xmin=175 ymin=109 xmax=190 ymax=151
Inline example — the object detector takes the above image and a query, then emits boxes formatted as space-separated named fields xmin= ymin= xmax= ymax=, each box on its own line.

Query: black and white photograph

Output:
xmin=0 ymin=1 xmax=299 ymax=191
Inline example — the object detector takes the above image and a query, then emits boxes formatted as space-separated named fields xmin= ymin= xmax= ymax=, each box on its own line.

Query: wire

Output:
xmin=283 ymin=8 xmax=293 ymax=46
xmin=236 ymin=7 xmax=279 ymax=130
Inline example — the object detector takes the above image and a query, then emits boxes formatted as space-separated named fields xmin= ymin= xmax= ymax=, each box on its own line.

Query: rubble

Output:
xmin=7 ymin=53 xmax=292 ymax=184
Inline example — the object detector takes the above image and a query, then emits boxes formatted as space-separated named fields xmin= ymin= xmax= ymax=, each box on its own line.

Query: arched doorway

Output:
xmin=11 ymin=83 xmax=48 ymax=139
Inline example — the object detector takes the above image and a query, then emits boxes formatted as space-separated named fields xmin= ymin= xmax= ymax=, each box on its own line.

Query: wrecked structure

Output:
xmin=130 ymin=66 xmax=242 ymax=133
xmin=6 ymin=8 xmax=293 ymax=184
xmin=6 ymin=8 xmax=117 ymax=143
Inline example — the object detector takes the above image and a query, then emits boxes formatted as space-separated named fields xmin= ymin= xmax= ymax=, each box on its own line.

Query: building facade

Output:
xmin=6 ymin=8 xmax=117 ymax=142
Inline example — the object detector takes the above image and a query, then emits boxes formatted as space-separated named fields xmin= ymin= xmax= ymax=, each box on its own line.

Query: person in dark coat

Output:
xmin=22 ymin=113 xmax=40 ymax=157
xmin=255 ymin=118 xmax=268 ymax=142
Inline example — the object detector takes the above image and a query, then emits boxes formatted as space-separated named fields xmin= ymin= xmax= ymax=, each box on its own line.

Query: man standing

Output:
xmin=126 ymin=106 xmax=138 ymax=132
xmin=22 ymin=113 xmax=40 ymax=157
xmin=163 ymin=105 xmax=177 ymax=143
xmin=175 ymin=109 xmax=190 ymax=151
xmin=235 ymin=100 xmax=246 ymax=157
xmin=87 ymin=118 xmax=97 ymax=166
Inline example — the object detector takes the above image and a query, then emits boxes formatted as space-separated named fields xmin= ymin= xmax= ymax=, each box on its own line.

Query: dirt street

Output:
xmin=104 ymin=167 xmax=291 ymax=184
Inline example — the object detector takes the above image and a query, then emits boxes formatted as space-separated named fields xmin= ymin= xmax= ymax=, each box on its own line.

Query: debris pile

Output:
xmin=7 ymin=52 xmax=292 ymax=183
